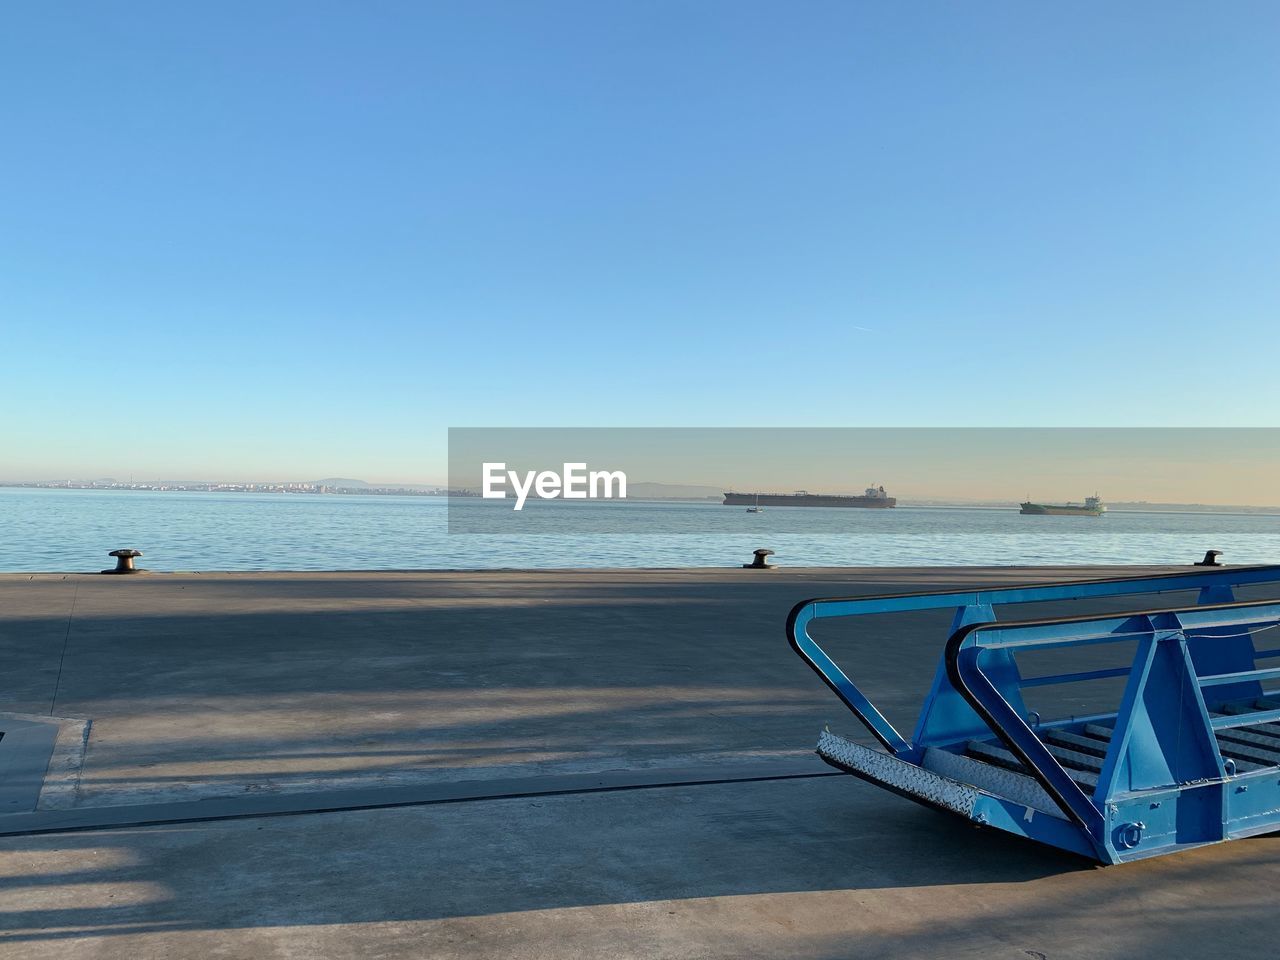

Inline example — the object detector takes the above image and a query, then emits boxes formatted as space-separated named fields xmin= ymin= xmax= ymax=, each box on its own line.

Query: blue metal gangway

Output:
xmin=787 ymin=564 xmax=1280 ymax=863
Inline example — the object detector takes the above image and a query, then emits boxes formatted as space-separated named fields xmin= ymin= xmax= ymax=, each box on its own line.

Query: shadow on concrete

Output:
xmin=3 ymin=778 xmax=1280 ymax=956
xmin=0 ymin=777 xmax=1096 ymax=945
xmin=4 ymin=571 xmax=1280 ymax=953
xmin=2 ymin=582 xmax=944 ymax=804
xmin=1 ymin=574 xmax=1278 ymax=807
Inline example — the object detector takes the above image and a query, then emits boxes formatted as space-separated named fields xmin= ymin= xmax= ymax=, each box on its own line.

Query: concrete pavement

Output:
xmin=1 ymin=566 xmax=1278 ymax=957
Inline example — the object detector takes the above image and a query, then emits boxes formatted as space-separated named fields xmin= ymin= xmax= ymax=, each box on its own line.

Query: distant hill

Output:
xmin=627 ymin=481 xmax=724 ymax=500
xmin=901 ymin=498 xmax=1280 ymax=514
xmin=314 ymin=477 xmax=370 ymax=489
xmin=1107 ymin=501 xmax=1280 ymax=515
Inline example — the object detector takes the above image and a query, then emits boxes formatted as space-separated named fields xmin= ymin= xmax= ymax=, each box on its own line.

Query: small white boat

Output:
xmin=746 ymin=493 xmax=763 ymax=513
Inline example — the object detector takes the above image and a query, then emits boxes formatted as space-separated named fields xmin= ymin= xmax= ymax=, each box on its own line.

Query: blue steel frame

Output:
xmin=787 ymin=564 xmax=1280 ymax=863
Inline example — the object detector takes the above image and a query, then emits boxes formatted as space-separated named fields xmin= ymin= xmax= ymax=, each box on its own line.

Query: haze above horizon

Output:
xmin=3 ymin=2 xmax=1278 ymax=482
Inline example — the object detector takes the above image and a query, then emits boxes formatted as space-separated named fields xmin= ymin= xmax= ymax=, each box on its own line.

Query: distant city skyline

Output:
xmin=4 ymin=484 xmax=1279 ymax=511
xmin=4 ymin=476 xmax=1278 ymax=510
xmin=3 ymin=3 xmax=1278 ymax=480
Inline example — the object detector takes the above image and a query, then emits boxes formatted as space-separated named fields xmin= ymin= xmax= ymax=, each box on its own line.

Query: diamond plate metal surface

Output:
xmin=922 ymin=746 xmax=1064 ymax=818
xmin=816 ymin=730 xmax=979 ymax=819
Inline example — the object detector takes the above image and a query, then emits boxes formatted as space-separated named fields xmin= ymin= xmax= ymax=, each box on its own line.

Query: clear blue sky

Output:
xmin=3 ymin=2 xmax=1277 ymax=481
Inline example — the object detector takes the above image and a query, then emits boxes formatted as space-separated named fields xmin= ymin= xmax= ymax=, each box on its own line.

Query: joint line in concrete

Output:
xmin=0 ymin=761 xmax=843 ymax=838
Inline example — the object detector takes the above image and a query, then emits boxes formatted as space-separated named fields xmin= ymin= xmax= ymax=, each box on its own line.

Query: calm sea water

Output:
xmin=2 ymin=487 xmax=1279 ymax=571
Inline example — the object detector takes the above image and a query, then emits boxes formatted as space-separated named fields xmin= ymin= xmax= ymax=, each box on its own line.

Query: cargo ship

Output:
xmin=1019 ymin=494 xmax=1105 ymax=516
xmin=723 ymin=485 xmax=896 ymax=508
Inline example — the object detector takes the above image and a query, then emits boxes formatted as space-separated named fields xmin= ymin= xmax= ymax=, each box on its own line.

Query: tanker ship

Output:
xmin=1019 ymin=494 xmax=1105 ymax=516
xmin=722 ymin=485 xmax=897 ymax=508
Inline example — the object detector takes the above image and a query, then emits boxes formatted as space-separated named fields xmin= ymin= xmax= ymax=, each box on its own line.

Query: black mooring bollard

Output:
xmin=102 ymin=549 xmax=144 ymax=574
xmin=1194 ymin=550 xmax=1224 ymax=567
xmin=744 ymin=548 xmax=775 ymax=569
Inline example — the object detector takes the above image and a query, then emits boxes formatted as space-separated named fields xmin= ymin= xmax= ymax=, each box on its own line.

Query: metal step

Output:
xmin=1041 ymin=729 xmax=1109 ymax=758
xmin=965 ymin=740 xmax=1023 ymax=772
xmin=922 ymin=747 xmax=1064 ymax=818
xmin=1092 ymin=720 xmax=1273 ymax=772
xmin=965 ymin=740 xmax=1099 ymax=790
xmin=1212 ymin=723 xmax=1280 ymax=760
xmin=1203 ymin=701 xmax=1280 ymax=768
xmin=1084 ymin=723 xmax=1116 ymax=742
xmin=1044 ymin=743 xmax=1105 ymax=774
xmin=1217 ymin=702 xmax=1280 ymax=740
xmin=1214 ymin=737 xmax=1280 ymax=769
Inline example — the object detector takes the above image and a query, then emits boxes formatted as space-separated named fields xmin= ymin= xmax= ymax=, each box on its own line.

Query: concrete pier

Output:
xmin=2 ymin=566 xmax=1279 ymax=957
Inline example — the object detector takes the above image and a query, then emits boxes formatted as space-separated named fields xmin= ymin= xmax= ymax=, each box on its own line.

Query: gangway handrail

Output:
xmin=787 ymin=565 xmax=1280 ymax=757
